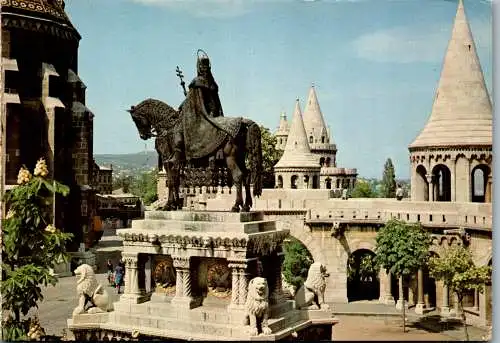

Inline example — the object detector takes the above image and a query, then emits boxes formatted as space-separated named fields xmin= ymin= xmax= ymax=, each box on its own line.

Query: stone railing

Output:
xmin=253 ymin=197 xmax=492 ymax=230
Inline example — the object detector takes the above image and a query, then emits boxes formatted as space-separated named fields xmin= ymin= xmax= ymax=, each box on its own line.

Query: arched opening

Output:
xmin=309 ymin=136 xmax=313 ymax=144
xmin=471 ymin=165 xmax=490 ymax=203
xmin=277 ymin=175 xmax=283 ymax=189
xmin=432 ymin=164 xmax=451 ymax=202
xmin=319 ymin=157 xmax=325 ymax=167
xmin=325 ymin=178 xmax=332 ymax=189
xmin=347 ymin=249 xmax=380 ymax=302
xmin=336 ymin=179 xmax=341 ymax=189
xmin=321 ymin=136 xmax=325 ymax=143
xmin=312 ymin=175 xmax=319 ymax=189
xmin=291 ymin=175 xmax=298 ymax=189
xmin=325 ymin=157 xmax=331 ymax=167
xmin=415 ymin=165 xmax=429 ymax=201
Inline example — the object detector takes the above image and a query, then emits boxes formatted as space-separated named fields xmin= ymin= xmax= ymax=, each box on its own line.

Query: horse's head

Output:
xmin=128 ymin=105 xmax=153 ymax=140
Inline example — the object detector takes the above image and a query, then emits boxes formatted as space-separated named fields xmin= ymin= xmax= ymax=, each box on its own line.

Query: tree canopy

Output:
xmin=282 ymin=237 xmax=313 ymax=289
xmin=350 ymin=180 xmax=378 ymax=198
xmin=428 ymin=246 xmax=491 ymax=340
xmin=259 ymin=126 xmax=282 ymax=188
xmin=381 ymin=158 xmax=396 ymax=198
xmin=374 ymin=219 xmax=431 ymax=277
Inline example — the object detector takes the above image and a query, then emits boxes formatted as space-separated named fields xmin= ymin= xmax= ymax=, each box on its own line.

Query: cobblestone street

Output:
xmin=26 ymin=273 xmax=487 ymax=341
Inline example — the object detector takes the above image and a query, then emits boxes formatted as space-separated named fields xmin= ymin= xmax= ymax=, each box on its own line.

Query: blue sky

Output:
xmin=65 ymin=0 xmax=492 ymax=179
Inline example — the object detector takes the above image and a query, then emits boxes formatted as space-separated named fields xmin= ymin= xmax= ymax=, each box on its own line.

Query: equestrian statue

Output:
xmin=128 ymin=50 xmax=263 ymax=212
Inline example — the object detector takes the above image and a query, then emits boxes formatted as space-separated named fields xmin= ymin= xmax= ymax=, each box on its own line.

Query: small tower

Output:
xmin=409 ymin=0 xmax=492 ymax=203
xmin=302 ymin=85 xmax=337 ymax=167
xmin=274 ymin=99 xmax=320 ymax=189
xmin=275 ymin=111 xmax=289 ymax=151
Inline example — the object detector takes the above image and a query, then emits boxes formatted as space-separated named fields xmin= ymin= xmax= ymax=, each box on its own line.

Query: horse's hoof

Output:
xmin=231 ymin=205 xmax=240 ymax=213
xmin=241 ymin=205 xmax=251 ymax=212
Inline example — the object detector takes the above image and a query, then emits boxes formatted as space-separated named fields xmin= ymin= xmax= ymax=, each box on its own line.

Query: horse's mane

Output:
xmin=133 ymin=98 xmax=180 ymax=131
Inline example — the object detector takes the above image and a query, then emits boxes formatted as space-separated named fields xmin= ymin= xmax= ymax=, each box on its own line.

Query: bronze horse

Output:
xmin=129 ymin=98 xmax=262 ymax=212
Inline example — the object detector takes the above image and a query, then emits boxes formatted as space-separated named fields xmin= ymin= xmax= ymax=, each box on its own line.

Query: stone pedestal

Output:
xmin=68 ymin=211 xmax=337 ymax=341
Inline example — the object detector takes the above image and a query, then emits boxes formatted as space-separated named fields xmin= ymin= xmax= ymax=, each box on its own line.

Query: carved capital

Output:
xmin=122 ymin=253 xmax=139 ymax=269
xmin=172 ymin=257 xmax=190 ymax=269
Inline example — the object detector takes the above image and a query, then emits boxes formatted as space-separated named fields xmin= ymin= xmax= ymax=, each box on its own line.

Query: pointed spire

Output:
xmin=275 ymin=99 xmax=319 ymax=168
xmin=277 ymin=111 xmax=289 ymax=133
xmin=303 ymin=85 xmax=329 ymax=144
xmin=410 ymin=0 xmax=492 ymax=149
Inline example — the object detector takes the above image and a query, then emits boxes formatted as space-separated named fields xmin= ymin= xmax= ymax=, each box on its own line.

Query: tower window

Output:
xmin=321 ymin=136 xmax=325 ymax=143
xmin=309 ymin=136 xmax=313 ymax=143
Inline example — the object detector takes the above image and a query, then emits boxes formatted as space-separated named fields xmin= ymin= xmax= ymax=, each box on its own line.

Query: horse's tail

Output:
xmin=246 ymin=122 xmax=263 ymax=197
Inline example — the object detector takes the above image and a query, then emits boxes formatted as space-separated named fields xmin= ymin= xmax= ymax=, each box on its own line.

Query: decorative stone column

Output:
xmin=270 ymin=252 xmax=285 ymax=305
xmin=171 ymin=257 xmax=196 ymax=309
xmin=441 ymin=284 xmax=450 ymax=316
xmin=228 ymin=260 xmax=248 ymax=309
xmin=378 ymin=270 xmax=394 ymax=305
xmin=415 ymin=269 xmax=425 ymax=314
xmin=121 ymin=252 xmax=147 ymax=303
xmin=426 ymin=174 xmax=434 ymax=202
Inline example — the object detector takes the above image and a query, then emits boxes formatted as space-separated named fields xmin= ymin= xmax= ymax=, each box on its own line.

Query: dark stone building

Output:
xmin=1 ymin=0 xmax=94 ymax=252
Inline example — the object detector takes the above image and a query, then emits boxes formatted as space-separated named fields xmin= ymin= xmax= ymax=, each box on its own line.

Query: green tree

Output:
xmin=129 ymin=169 xmax=158 ymax=205
xmin=381 ymin=158 xmax=396 ymax=198
xmin=374 ymin=219 xmax=431 ymax=332
xmin=259 ymin=126 xmax=282 ymax=189
xmin=282 ymin=238 xmax=313 ymax=290
xmin=113 ymin=175 xmax=133 ymax=193
xmin=2 ymin=159 xmax=74 ymax=340
xmin=428 ymin=246 xmax=491 ymax=341
xmin=350 ymin=180 xmax=377 ymax=198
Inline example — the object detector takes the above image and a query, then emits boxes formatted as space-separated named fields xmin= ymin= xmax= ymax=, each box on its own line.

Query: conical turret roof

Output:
xmin=303 ymin=85 xmax=331 ymax=144
xmin=409 ymin=0 xmax=492 ymax=149
xmin=275 ymin=99 xmax=319 ymax=169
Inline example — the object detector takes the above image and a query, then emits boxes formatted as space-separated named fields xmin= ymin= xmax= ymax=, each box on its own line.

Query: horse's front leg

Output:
xmin=241 ymin=159 xmax=252 ymax=212
xmin=164 ymin=163 xmax=176 ymax=211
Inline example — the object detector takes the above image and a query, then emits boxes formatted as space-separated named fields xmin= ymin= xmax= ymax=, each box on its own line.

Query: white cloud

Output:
xmin=351 ymin=19 xmax=491 ymax=63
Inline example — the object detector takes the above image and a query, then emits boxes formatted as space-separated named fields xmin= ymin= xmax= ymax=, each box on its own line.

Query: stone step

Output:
xmin=130 ymin=219 xmax=276 ymax=233
xmin=144 ymin=210 xmax=264 ymax=223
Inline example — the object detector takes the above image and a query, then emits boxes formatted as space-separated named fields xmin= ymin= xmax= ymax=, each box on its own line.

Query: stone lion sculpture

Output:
xmin=72 ymin=264 xmax=113 ymax=317
xmin=294 ymin=262 xmax=330 ymax=310
xmin=244 ymin=277 xmax=272 ymax=336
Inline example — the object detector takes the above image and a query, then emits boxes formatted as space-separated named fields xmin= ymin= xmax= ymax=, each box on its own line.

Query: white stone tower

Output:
xmin=409 ymin=0 xmax=492 ymax=203
xmin=275 ymin=111 xmax=289 ymax=151
xmin=274 ymin=99 xmax=320 ymax=189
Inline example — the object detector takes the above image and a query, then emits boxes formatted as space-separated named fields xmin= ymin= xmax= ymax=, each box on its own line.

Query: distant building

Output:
xmin=93 ymin=161 xmax=113 ymax=194
xmin=274 ymin=86 xmax=357 ymax=190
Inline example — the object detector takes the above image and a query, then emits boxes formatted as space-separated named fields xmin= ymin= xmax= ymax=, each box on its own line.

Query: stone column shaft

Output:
xmin=396 ymin=276 xmax=406 ymax=310
xmin=415 ymin=269 xmax=425 ymax=314
xmin=426 ymin=175 xmax=434 ymax=202
xmin=228 ymin=261 xmax=248 ymax=309
xmin=441 ymin=284 xmax=450 ymax=316
xmin=172 ymin=257 xmax=195 ymax=308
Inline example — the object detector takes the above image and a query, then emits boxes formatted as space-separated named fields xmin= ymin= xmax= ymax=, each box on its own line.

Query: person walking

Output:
xmin=106 ymin=260 xmax=114 ymax=286
xmin=114 ymin=262 xmax=125 ymax=294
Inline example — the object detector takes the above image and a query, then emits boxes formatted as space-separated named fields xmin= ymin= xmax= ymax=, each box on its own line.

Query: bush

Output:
xmin=2 ymin=159 xmax=73 ymax=340
xmin=282 ymin=238 xmax=313 ymax=289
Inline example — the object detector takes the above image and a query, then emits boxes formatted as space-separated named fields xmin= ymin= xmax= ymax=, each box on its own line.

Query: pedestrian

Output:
xmin=114 ymin=263 xmax=124 ymax=294
xmin=106 ymin=260 xmax=114 ymax=286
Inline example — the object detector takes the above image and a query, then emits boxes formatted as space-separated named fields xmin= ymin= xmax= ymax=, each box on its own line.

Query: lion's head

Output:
xmin=74 ymin=264 xmax=99 ymax=297
xmin=304 ymin=262 xmax=329 ymax=293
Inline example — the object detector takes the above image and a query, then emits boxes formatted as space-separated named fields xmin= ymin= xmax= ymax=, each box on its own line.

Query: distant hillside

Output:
xmin=94 ymin=151 xmax=158 ymax=177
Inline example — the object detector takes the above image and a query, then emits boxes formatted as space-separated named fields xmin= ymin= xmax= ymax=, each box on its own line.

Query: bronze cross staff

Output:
xmin=176 ymin=66 xmax=187 ymax=96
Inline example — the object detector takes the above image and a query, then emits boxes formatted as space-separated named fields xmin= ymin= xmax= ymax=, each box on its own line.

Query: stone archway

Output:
xmin=432 ymin=164 xmax=451 ymax=202
xmin=423 ymin=252 xmax=438 ymax=309
xmin=291 ymin=175 xmax=298 ymax=189
xmin=277 ymin=175 xmax=283 ymax=189
xmin=347 ymin=249 xmax=380 ymax=302
xmin=471 ymin=164 xmax=490 ymax=203
xmin=325 ymin=178 xmax=332 ymax=189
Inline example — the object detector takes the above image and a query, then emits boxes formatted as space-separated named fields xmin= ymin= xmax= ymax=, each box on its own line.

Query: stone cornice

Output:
xmin=2 ymin=12 xmax=81 ymax=41
xmin=274 ymin=167 xmax=320 ymax=173
xmin=408 ymin=145 xmax=492 ymax=153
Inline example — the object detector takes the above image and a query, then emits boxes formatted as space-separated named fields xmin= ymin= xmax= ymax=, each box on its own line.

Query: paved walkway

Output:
xmin=17 ymin=274 xmax=488 ymax=341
